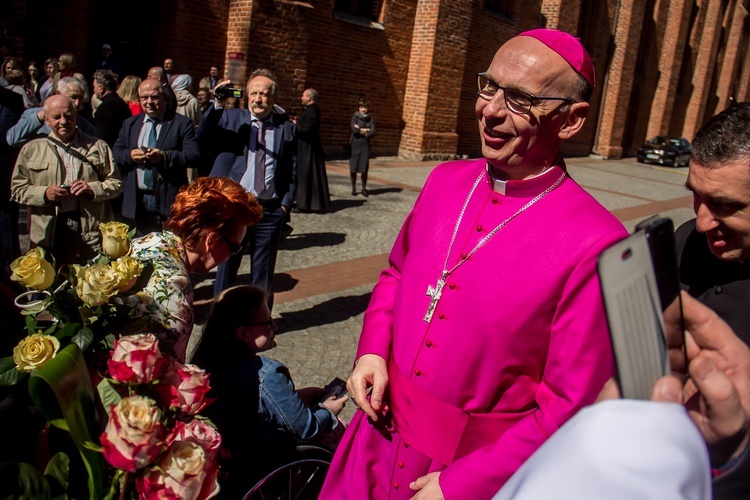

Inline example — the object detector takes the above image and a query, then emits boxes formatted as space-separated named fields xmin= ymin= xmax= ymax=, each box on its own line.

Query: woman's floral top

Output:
xmin=125 ymin=231 xmax=193 ymax=362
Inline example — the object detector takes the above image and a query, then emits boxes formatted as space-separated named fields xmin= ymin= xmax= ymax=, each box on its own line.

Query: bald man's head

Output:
xmin=148 ymin=67 xmax=167 ymax=84
xmin=139 ymin=78 xmax=166 ymax=118
xmin=44 ymin=95 xmax=77 ymax=142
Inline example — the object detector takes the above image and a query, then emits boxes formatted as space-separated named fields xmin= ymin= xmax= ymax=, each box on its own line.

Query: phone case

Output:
xmin=598 ymin=217 xmax=676 ymax=399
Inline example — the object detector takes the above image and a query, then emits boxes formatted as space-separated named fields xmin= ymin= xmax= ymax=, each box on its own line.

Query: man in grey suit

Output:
xmin=197 ymin=69 xmax=297 ymax=307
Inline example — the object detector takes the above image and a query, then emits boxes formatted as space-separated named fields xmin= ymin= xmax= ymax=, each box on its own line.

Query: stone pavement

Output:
xmin=188 ymin=156 xmax=694 ymax=421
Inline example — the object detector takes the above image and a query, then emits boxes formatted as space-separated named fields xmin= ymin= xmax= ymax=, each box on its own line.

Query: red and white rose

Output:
xmin=136 ymin=441 xmax=220 ymax=500
xmin=107 ymin=334 xmax=168 ymax=385
xmin=101 ymin=396 xmax=166 ymax=472
xmin=163 ymin=362 xmax=212 ymax=415
xmin=168 ymin=419 xmax=222 ymax=461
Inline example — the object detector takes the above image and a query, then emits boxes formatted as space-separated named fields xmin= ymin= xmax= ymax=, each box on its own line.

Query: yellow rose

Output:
xmin=10 ymin=248 xmax=55 ymax=290
xmin=99 ymin=221 xmax=131 ymax=259
xmin=72 ymin=263 xmax=122 ymax=307
xmin=111 ymin=256 xmax=144 ymax=292
xmin=13 ymin=332 xmax=60 ymax=372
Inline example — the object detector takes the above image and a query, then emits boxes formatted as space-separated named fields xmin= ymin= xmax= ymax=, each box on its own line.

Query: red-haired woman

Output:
xmin=123 ymin=176 xmax=262 ymax=361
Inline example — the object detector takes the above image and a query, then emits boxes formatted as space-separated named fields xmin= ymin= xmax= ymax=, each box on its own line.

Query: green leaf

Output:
xmin=97 ymin=379 xmax=121 ymax=417
xmin=0 ymin=461 xmax=51 ymax=499
xmin=71 ymin=328 xmax=94 ymax=351
xmin=81 ymin=440 xmax=103 ymax=452
xmin=56 ymin=321 xmax=83 ymax=339
xmin=104 ymin=334 xmax=116 ymax=350
xmin=94 ymin=254 xmax=110 ymax=265
xmin=0 ymin=355 xmax=27 ymax=386
xmin=29 ymin=344 xmax=108 ymax=499
xmin=44 ymin=451 xmax=70 ymax=498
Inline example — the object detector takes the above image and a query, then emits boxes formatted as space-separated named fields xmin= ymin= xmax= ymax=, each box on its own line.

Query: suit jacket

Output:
xmin=0 ymin=88 xmax=23 ymax=207
xmin=113 ymin=109 xmax=200 ymax=219
xmin=94 ymin=92 xmax=132 ymax=148
xmin=197 ymin=106 xmax=297 ymax=209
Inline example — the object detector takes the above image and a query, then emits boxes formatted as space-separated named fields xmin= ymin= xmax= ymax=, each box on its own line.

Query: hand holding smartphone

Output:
xmin=314 ymin=377 xmax=348 ymax=404
xmin=598 ymin=216 xmax=684 ymax=400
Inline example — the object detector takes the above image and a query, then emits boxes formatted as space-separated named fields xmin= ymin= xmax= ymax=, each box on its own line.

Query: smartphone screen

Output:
xmin=598 ymin=216 xmax=684 ymax=399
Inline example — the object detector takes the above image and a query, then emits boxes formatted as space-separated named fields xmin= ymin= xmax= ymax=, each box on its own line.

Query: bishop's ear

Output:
xmin=558 ymin=101 xmax=589 ymax=140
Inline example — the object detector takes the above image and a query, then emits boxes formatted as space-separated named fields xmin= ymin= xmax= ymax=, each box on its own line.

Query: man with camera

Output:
xmin=113 ymin=78 xmax=200 ymax=235
xmin=196 ymin=69 xmax=297 ymax=307
xmin=11 ymin=95 xmax=122 ymax=265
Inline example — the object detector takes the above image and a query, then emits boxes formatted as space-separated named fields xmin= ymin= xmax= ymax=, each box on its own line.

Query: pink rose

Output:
xmin=136 ymin=441 xmax=220 ymax=500
xmin=107 ymin=334 xmax=168 ymax=385
xmin=101 ymin=396 xmax=166 ymax=472
xmin=168 ymin=419 xmax=222 ymax=461
xmin=163 ymin=362 xmax=212 ymax=415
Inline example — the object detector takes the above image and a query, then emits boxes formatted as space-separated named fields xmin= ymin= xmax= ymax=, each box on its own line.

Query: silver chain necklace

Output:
xmin=423 ymin=169 xmax=566 ymax=323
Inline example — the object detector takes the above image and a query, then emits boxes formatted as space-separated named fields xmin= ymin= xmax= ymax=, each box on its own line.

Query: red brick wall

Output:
xmin=1 ymin=1 xmax=27 ymax=63
xmin=5 ymin=0 xmax=748 ymax=159
xmin=160 ymin=0 xmax=230 ymax=86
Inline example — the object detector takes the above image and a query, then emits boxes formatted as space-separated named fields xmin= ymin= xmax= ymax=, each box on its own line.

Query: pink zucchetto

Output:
xmin=518 ymin=28 xmax=595 ymax=88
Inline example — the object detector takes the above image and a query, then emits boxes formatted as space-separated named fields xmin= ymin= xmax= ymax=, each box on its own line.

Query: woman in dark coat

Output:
xmin=296 ymin=88 xmax=330 ymax=211
xmin=349 ymin=98 xmax=375 ymax=196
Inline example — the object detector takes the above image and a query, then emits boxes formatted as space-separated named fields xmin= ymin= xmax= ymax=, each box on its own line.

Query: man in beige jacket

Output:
xmin=11 ymin=95 xmax=122 ymax=264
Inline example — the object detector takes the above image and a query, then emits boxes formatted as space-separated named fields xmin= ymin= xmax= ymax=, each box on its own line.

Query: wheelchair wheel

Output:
xmin=242 ymin=458 xmax=330 ymax=500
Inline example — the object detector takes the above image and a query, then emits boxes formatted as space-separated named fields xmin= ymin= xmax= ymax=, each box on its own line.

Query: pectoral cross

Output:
xmin=423 ymin=271 xmax=448 ymax=323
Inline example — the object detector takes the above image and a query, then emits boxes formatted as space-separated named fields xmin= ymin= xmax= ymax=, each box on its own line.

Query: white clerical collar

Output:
xmin=486 ymin=163 xmax=556 ymax=195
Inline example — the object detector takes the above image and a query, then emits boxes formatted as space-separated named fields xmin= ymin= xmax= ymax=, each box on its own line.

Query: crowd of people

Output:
xmin=0 ymin=49 xmax=358 ymax=307
xmin=2 ymin=27 xmax=750 ymax=499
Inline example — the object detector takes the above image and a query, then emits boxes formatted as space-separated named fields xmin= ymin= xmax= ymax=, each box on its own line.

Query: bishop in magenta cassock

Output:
xmin=320 ymin=29 xmax=629 ymax=499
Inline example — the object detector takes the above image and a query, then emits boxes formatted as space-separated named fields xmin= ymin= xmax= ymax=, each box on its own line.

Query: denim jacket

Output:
xmin=257 ymin=356 xmax=338 ymax=440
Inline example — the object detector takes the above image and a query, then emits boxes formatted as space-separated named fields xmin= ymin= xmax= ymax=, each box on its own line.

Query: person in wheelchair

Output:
xmin=191 ymin=284 xmax=348 ymax=497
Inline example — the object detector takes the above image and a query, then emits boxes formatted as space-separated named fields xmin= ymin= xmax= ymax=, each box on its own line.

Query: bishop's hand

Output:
xmin=347 ymin=353 xmax=388 ymax=422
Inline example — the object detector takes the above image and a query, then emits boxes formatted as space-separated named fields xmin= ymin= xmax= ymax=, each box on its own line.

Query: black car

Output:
xmin=636 ymin=136 xmax=691 ymax=167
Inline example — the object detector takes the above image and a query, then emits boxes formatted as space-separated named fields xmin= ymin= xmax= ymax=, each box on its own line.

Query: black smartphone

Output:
xmin=597 ymin=215 xmax=684 ymax=399
xmin=60 ymin=184 xmax=71 ymax=190
xmin=314 ymin=377 xmax=348 ymax=404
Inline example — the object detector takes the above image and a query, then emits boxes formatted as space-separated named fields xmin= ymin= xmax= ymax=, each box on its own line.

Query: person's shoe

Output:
xmin=362 ymin=189 xmax=369 ymax=197
xmin=281 ymin=223 xmax=293 ymax=241
xmin=351 ymin=189 xmax=357 ymax=196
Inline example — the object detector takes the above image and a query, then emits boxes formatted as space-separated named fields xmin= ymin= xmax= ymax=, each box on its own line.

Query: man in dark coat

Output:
xmin=0 ymin=87 xmax=23 ymax=269
xmin=675 ymin=102 xmax=750 ymax=499
xmin=113 ymin=78 xmax=200 ymax=235
xmin=92 ymin=70 xmax=131 ymax=148
xmin=197 ymin=69 xmax=297 ymax=308
xmin=295 ymin=88 xmax=329 ymax=212
xmin=147 ymin=67 xmax=178 ymax=114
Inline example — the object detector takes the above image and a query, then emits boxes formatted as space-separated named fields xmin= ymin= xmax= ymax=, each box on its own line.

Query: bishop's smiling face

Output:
xmin=475 ymin=37 xmax=582 ymax=180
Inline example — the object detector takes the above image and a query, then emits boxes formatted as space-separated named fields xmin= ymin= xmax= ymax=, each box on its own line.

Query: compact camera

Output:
xmin=215 ymin=86 xmax=244 ymax=100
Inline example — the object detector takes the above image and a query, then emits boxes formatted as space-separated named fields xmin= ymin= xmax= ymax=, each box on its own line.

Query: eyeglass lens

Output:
xmin=477 ymin=74 xmax=532 ymax=114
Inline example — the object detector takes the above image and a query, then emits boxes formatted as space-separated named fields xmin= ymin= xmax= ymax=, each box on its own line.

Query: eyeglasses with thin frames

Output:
xmin=476 ymin=72 xmax=576 ymax=115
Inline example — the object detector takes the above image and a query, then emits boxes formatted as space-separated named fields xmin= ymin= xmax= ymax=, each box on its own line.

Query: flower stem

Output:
xmin=119 ymin=470 xmax=131 ymax=500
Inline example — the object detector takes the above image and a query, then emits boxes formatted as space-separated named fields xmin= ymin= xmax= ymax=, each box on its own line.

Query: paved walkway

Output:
xmin=189 ymin=156 xmax=694 ymax=421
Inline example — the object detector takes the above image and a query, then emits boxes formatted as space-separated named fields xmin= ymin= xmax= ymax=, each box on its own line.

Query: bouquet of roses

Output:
xmin=1 ymin=222 xmax=150 ymax=385
xmin=98 ymin=333 xmax=221 ymax=499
